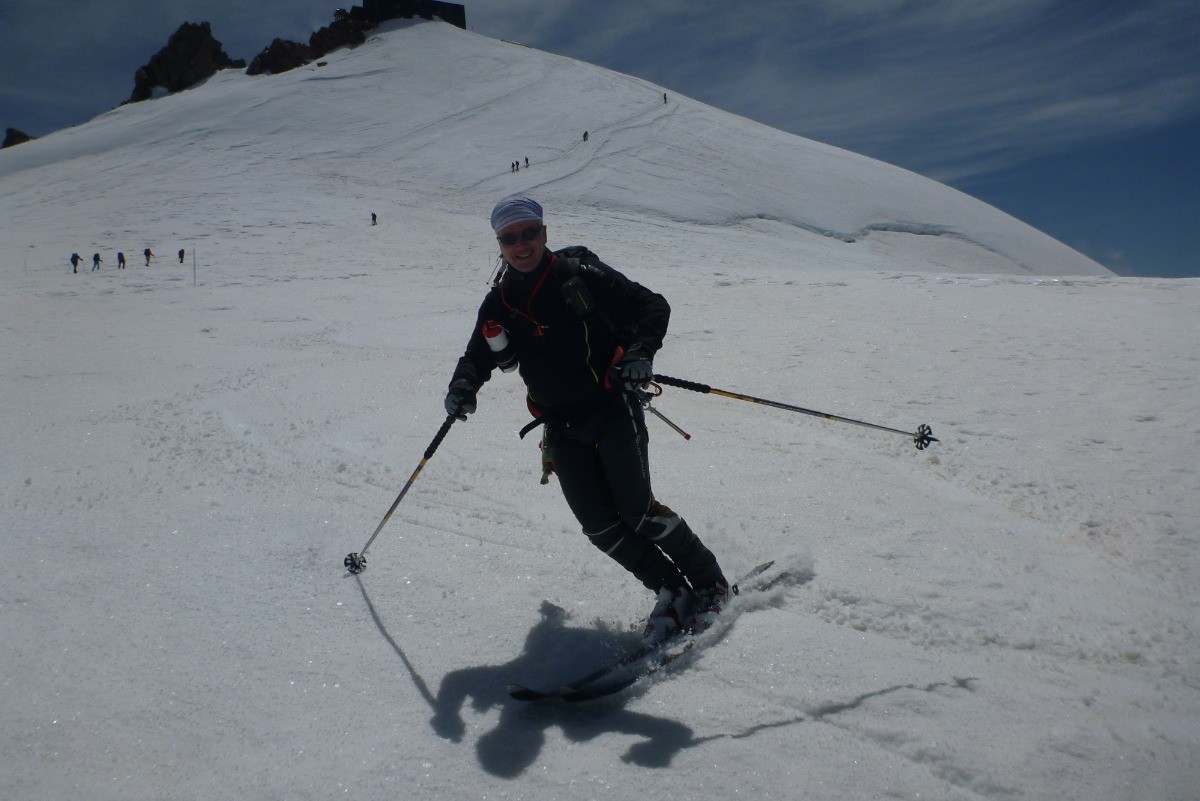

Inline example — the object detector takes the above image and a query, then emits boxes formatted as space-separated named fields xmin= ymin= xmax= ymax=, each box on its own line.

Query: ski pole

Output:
xmin=646 ymin=404 xmax=691 ymax=440
xmin=633 ymin=383 xmax=691 ymax=440
xmin=653 ymin=374 xmax=938 ymax=450
xmin=344 ymin=414 xmax=457 ymax=574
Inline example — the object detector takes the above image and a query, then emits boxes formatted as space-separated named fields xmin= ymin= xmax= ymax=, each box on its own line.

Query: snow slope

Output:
xmin=2 ymin=20 xmax=1109 ymax=280
xmin=4 ymin=20 xmax=1197 ymax=801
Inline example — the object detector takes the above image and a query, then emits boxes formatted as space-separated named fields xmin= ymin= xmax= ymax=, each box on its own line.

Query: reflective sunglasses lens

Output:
xmin=498 ymin=225 xmax=541 ymax=246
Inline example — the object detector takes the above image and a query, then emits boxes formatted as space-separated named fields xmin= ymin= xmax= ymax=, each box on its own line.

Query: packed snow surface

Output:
xmin=3 ymin=20 xmax=1196 ymax=801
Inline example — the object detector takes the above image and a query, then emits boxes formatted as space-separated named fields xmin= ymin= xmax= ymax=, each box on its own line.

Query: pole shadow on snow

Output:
xmin=358 ymin=575 xmax=975 ymax=778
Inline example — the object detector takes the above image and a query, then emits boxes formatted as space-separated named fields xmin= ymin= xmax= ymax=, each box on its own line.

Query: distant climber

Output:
xmin=583 ymin=131 xmax=589 ymax=142
xmin=70 ymin=253 xmax=82 ymax=273
xmin=144 ymin=248 xmax=154 ymax=266
xmin=92 ymin=253 xmax=102 ymax=271
xmin=117 ymin=252 xmax=127 ymax=269
xmin=371 ymin=212 xmax=378 ymax=226
xmin=178 ymin=249 xmax=185 ymax=264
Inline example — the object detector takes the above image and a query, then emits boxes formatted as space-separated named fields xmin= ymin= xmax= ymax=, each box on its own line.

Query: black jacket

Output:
xmin=450 ymin=246 xmax=670 ymax=414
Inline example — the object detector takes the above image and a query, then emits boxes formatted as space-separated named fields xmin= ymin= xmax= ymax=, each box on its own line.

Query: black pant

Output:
xmin=546 ymin=391 xmax=725 ymax=592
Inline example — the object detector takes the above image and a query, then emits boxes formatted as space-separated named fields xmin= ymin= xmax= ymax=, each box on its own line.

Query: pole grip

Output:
xmin=424 ymin=414 xmax=457 ymax=460
xmin=653 ymin=374 xmax=712 ymax=394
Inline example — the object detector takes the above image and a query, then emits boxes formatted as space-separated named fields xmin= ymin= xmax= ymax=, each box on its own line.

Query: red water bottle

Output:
xmin=482 ymin=320 xmax=518 ymax=372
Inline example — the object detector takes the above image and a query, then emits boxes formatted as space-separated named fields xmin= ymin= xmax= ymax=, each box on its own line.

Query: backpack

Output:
xmin=506 ymin=245 xmax=638 ymax=438
xmin=552 ymin=245 xmax=636 ymax=343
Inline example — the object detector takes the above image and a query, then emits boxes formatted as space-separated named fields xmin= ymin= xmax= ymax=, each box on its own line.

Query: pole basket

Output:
xmin=914 ymin=424 xmax=937 ymax=450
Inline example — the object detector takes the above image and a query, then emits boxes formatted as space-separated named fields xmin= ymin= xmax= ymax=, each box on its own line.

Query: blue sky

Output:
xmin=2 ymin=0 xmax=1196 ymax=276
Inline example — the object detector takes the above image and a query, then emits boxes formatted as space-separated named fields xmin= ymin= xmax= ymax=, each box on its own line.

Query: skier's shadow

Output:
xmin=429 ymin=601 xmax=695 ymax=776
xmin=362 ymin=577 xmax=975 ymax=778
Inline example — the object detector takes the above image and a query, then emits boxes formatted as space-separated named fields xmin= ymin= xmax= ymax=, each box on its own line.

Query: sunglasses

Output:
xmin=496 ymin=224 xmax=543 ymax=246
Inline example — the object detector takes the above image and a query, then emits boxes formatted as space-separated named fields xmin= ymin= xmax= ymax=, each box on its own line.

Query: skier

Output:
xmin=444 ymin=196 xmax=730 ymax=646
xmin=117 ymin=252 xmax=126 ymax=269
xmin=70 ymin=253 xmax=82 ymax=273
xmin=91 ymin=253 xmax=102 ymax=271
xmin=143 ymin=248 xmax=154 ymax=266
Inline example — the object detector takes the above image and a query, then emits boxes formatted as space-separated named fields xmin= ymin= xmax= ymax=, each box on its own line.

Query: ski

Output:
xmin=508 ymin=560 xmax=780 ymax=702
xmin=555 ymin=632 xmax=697 ymax=701
xmin=506 ymin=632 xmax=692 ymax=702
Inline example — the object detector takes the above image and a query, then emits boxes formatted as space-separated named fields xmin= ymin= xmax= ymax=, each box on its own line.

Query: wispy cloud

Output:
xmin=471 ymin=0 xmax=1200 ymax=181
xmin=0 ymin=0 xmax=334 ymax=133
xmin=5 ymin=0 xmax=1197 ymax=183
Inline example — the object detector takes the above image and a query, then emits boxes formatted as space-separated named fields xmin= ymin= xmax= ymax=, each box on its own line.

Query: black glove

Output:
xmin=613 ymin=344 xmax=653 ymax=390
xmin=444 ymin=379 xmax=477 ymax=420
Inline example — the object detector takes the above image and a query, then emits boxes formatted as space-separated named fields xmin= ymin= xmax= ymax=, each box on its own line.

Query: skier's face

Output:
xmin=497 ymin=222 xmax=546 ymax=273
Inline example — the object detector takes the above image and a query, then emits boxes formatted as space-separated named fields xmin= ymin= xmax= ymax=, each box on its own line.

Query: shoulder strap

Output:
xmin=555 ymin=255 xmax=599 ymax=318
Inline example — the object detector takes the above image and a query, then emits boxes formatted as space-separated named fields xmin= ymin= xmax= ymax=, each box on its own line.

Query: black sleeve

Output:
xmin=583 ymin=257 xmax=671 ymax=356
xmin=449 ymin=292 xmax=500 ymax=391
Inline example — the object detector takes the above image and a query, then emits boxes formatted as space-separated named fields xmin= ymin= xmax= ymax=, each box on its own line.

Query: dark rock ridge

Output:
xmin=246 ymin=38 xmax=317 ymax=76
xmin=239 ymin=2 xmax=468 ymax=77
xmin=3 ymin=4 xmax=466 ymax=136
xmin=248 ymin=15 xmax=375 ymax=76
xmin=127 ymin=4 xmax=468 ymax=99
xmin=129 ymin=21 xmax=246 ymax=103
xmin=3 ymin=128 xmax=35 ymax=149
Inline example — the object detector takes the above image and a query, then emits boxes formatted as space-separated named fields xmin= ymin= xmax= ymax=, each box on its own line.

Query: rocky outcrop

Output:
xmin=248 ymin=16 xmax=377 ymax=76
xmin=129 ymin=22 xmax=245 ymax=103
xmin=246 ymin=38 xmax=316 ymax=76
xmin=3 ymin=128 xmax=34 ymax=148
xmin=120 ymin=5 xmax=468 ymax=106
xmin=309 ymin=16 xmax=375 ymax=56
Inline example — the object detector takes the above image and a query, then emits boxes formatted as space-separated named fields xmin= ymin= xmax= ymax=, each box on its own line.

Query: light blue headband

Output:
xmin=490 ymin=196 xmax=543 ymax=233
